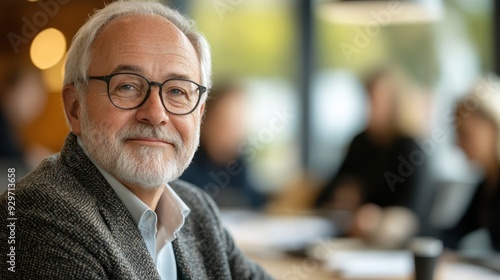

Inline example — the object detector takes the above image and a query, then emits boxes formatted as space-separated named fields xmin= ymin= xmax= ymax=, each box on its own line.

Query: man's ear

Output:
xmin=199 ymin=102 xmax=206 ymax=123
xmin=62 ymin=83 xmax=82 ymax=136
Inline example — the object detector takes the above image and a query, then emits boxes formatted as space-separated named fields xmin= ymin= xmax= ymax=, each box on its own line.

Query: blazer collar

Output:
xmin=59 ymin=133 xmax=161 ymax=279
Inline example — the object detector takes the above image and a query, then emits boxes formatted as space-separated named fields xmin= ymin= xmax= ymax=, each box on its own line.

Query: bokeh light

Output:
xmin=30 ymin=28 xmax=66 ymax=70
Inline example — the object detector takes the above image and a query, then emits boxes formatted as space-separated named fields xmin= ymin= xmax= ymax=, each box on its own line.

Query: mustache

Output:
xmin=117 ymin=124 xmax=183 ymax=148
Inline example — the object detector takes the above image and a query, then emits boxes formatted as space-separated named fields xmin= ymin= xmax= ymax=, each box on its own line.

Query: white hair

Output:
xmin=63 ymin=0 xmax=212 ymax=93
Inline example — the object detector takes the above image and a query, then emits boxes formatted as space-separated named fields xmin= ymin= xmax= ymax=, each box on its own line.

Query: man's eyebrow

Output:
xmin=165 ymin=73 xmax=194 ymax=81
xmin=110 ymin=65 xmax=196 ymax=82
xmin=110 ymin=65 xmax=142 ymax=74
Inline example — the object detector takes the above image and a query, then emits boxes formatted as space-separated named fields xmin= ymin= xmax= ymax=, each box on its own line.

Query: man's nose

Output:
xmin=135 ymin=86 xmax=170 ymax=126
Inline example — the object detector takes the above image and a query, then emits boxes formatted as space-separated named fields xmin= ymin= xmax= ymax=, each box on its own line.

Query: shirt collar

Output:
xmin=76 ymin=137 xmax=190 ymax=240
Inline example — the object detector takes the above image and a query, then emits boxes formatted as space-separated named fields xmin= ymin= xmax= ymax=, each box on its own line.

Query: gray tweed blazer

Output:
xmin=0 ymin=133 xmax=273 ymax=280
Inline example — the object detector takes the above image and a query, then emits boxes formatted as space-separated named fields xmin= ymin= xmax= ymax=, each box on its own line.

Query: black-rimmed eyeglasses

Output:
xmin=88 ymin=72 xmax=207 ymax=115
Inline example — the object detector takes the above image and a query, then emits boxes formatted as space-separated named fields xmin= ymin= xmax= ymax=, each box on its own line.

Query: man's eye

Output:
xmin=168 ymin=88 xmax=186 ymax=96
xmin=118 ymin=84 xmax=136 ymax=91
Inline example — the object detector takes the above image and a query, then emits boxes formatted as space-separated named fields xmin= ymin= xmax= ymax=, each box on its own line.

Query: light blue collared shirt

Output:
xmin=78 ymin=138 xmax=190 ymax=279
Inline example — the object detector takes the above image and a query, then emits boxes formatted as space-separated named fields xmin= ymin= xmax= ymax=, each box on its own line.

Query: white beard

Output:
xmin=79 ymin=102 xmax=200 ymax=189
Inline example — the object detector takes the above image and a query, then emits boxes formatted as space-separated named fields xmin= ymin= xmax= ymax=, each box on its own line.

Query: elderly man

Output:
xmin=0 ymin=1 xmax=272 ymax=279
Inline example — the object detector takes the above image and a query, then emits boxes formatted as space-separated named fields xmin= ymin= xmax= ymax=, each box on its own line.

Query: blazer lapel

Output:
xmin=60 ymin=133 xmax=160 ymax=279
xmin=172 ymin=216 xmax=210 ymax=280
xmin=173 ymin=229 xmax=198 ymax=280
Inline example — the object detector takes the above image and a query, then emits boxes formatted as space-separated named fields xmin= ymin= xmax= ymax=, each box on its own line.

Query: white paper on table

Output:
xmin=220 ymin=210 xmax=336 ymax=252
xmin=325 ymin=250 xmax=413 ymax=279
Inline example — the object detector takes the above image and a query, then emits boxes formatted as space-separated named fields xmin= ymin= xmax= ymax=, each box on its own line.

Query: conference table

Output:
xmin=247 ymin=251 xmax=500 ymax=280
xmin=248 ymin=252 xmax=404 ymax=280
xmin=221 ymin=210 xmax=500 ymax=280
xmin=247 ymin=253 xmax=500 ymax=280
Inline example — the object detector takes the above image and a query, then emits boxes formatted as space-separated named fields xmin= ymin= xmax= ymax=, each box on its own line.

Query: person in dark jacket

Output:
xmin=316 ymin=67 xmax=421 ymax=211
xmin=181 ymin=82 xmax=267 ymax=209
xmin=315 ymin=66 xmax=422 ymax=247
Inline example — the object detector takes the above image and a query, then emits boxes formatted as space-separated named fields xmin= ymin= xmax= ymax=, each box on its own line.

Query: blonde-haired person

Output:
xmin=316 ymin=65 xmax=422 ymax=212
xmin=314 ymin=65 xmax=423 ymax=248
xmin=444 ymin=75 xmax=500 ymax=251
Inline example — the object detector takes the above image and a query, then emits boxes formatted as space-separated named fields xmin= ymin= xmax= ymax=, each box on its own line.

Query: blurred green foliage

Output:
xmin=192 ymin=0 xmax=492 ymax=88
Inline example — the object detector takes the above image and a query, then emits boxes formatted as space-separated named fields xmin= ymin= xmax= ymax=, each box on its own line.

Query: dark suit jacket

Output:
xmin=316 ymin=131 xmax=420 ymax=209
xmin=0 ymin=133 xmax=272 ymax=279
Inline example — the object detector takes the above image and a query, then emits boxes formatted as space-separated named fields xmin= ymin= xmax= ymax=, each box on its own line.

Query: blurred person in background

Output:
xmin=0 ymin=68 xmax=51 ymax=193
xmin=181 ymin=81 xmax=267 ymax=209
xmin=443 ymin=76 xmax=500 ymax=252
xmin=0 ymin=70 xmax=27 ymax=162
xmin=315 ymin=65 xmax=422 ymax=247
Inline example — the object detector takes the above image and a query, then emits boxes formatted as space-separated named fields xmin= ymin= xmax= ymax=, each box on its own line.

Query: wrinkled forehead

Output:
xmin=89 ymin=14 xmax=200 ymax=81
